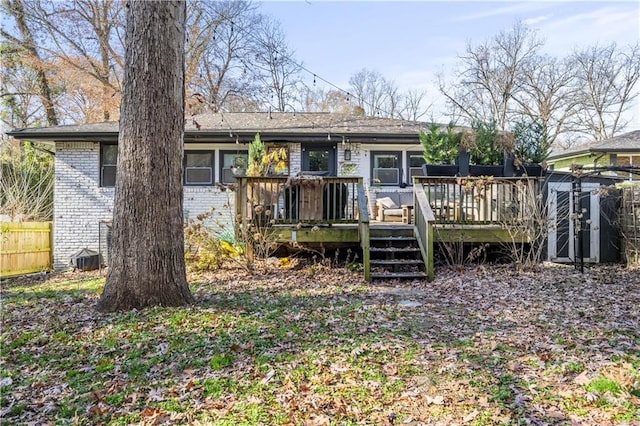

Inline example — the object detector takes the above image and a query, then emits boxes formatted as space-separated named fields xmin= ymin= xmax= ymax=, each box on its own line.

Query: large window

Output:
xmin=100 ymin=143 xmax=117 ymax=187
xmin=184 ymin=151 xmax=214 ymax=185
xmin=371 ymin=151 xmax=401 ymax=185
xmin=220 ymin=151 xmax=248 ymax=184
xmin=407 ymin=151 xmax=426 ymax=184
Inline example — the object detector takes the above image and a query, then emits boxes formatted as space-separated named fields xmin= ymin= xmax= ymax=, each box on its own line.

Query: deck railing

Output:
xmin=235 ymin=176 xmax=362 ymax=226
xmin=413 ymin=176 xmax=542 ymax=226
xmin=413 ymin=185 xmax=435 ymax=281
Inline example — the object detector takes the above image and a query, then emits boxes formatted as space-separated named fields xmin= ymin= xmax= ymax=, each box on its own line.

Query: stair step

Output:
xmin=370 ymin=236 xmax=415 ymax=242
xmin=370 ymin=247 xmax=420 ymax=253
xmin=370 ymin=259 xmax=423 ymax=266
xmin=371 ymin=272 xmax=428 ymax=280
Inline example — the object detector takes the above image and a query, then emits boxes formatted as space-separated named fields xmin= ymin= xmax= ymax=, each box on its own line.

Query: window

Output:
xmin=220 ymin=151 xmax=248 ymax=184
xmin=371 ymin=151 xmax=401 ymax=185
xmin=101 ymin=143 xmax=117 ymax=187
xmin=615 ymin=155 xmax=640 ymax=180
xmin=407 ymin=151 xmax=426 ymax=184
xmin=184 ymin=151 xmax=214 ymax=185
xmin=302 ymin=144 xmax=334 ymax=176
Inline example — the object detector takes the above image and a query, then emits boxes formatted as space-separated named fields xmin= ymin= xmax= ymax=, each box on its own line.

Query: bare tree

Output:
xmin=399 ymin=88 xmax=431 ymax=121
xmin=570 ymin=42 xmax=640 ymax=141
xmin=19 ymin=0 xmax=125 ymax=122
xmin=512 ymin=54 xmax=577 ymax=149
xmin=1 ymin=0 xmax=59 ymax=126
xmin=440 ymin=21 xmax=543 ymax=130
xmin=349 ymin=68 xmax=393 ymax=117
xmin=250 ymin=15 xmax=302 ymax=112
xmin=97 ymin=0 xmax=193 ymax=312
xmin=185 ymin=0 xmax=260 ymax=113
xmin=299 ymin=86 xmax=353 ymax=113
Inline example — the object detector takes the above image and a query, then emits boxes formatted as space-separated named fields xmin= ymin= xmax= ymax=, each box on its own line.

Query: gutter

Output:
xmin=8 ymin=131 xmax=420 ymax=145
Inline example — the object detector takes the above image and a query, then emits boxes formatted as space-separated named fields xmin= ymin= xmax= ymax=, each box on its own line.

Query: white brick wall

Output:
xmin=53 ymin=142 xmax=237 ymax=269
xmin=53 ymin=140 xmax=418 ymax=268
xmin=54 ymin=143 xmax=113 ymax=269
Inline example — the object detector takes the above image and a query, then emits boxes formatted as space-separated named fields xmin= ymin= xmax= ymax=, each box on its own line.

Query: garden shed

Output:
xmin=544 ymin=172 xmax=622 ymax=264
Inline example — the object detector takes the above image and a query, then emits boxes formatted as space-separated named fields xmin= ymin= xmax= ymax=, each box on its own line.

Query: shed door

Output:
xmin=548 ymin=182 xmax=600 ymax=263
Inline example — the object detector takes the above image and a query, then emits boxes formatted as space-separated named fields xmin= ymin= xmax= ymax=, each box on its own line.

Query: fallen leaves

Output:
xmin=1 ymin=263 xmax=639 ymax=424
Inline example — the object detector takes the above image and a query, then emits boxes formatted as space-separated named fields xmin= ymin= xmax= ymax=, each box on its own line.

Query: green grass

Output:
xmin=1 ymin=267 xmax=639 ymax=425
xmin=586 ymin=376 xmax=622 ymax=395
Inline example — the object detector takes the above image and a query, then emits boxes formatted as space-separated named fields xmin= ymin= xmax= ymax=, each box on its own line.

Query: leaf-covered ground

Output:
xmin=1 ymin=262 xmax=639 ymax=425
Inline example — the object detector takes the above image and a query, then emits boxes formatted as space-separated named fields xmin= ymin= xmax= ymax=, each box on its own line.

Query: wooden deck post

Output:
xmin=357 ymin=182 xmax=371 ymax=281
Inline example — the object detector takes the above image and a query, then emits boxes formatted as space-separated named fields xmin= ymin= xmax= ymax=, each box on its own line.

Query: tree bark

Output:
xmin=97 ymin=0 xmax=193 ymax=312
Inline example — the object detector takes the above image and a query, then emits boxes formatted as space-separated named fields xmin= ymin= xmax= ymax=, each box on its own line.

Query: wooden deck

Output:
xmin=235 ymin=176 xmax=543 ymax=281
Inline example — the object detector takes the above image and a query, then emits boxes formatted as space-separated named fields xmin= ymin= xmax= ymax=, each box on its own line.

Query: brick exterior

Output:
xmin=53 ymin=142 xmax=237 ymax=270
xmin=53 ymin=140 xmax=418 ymax=268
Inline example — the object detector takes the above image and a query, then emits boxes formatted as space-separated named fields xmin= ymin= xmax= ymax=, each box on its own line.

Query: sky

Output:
xmin=259 ymin=0 xmax=640 ymax=130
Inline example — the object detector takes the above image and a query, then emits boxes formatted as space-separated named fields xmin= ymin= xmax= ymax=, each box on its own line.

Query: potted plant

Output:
xmin=468 ymin=121 xmax=507 ymax=177
xmin=232 ymin=155 xmax=247 ymax=176
xmin=512 ymin=119 xmax=549 ymax=177
xmin=419 ymin=123 xmax=460 ymax=176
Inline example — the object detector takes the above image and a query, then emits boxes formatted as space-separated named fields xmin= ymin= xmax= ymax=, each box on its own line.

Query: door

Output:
xmin=302 ymin=144 xmax=336 ymax=176
xmin=547 ymin=182 xmax=600 ymax=263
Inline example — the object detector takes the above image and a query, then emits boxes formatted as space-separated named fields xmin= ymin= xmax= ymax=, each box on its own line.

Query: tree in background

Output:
xmin=512 ymin=54 xmax=577 ymax=150
xmin=348 ymin=68 xmax=396 ymax=117
xmin=1 ymin=0 xmax=59 ymax=127
xmin=97 ymin=0 xmax=193 ymax=312
xmin=399 ymin=88 xmax=431 ymax=121
xmin=250 ymin=15 xmax=302 ymax=112
xmin=185 ymin=0 xmax=259 ymax=113
xmin=300 ymin=87 xmax=355 ymax=114
xmin=440 ymin=21 xmax=640 ymax=146
xmin=439 ymin=21 xmax=543 ymax=131
xmin=14 ymin=0 xmax=125 ymax=122
xmin=570 ymin=42 xmax=640 ymax=142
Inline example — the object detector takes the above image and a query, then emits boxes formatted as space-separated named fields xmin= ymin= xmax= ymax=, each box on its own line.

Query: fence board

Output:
xmin=0 ymin=222 xmax=52 ymax=278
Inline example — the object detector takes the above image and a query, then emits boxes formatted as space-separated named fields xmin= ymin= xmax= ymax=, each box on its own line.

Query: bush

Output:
xmin=0 ymin=141 xmax=53 ymax=221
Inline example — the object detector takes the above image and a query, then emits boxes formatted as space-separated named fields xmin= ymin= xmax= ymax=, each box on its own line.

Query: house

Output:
xmin=548 ymin=130 xmax=640 ymax=179
xmin=7 ymin=112 xmax=434 ymax=271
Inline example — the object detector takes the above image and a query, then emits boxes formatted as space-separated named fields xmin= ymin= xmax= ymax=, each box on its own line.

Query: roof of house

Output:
xmin=548 ymin=130 xmax=640 ymax=160
xmin=6 ymin=112 xmax=437 ymax=145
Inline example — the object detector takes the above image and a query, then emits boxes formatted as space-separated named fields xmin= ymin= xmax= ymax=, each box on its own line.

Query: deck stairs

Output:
xmin=369 ymin=225 xmax=427 ymax=280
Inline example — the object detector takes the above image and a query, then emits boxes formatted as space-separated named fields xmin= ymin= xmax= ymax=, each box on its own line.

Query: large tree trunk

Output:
xmin=97 ymin=0 xmax=193 ymax=312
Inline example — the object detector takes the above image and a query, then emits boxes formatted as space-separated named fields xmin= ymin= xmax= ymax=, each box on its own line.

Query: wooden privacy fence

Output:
xmin=0 ymin=222 xmax=53 ymax=278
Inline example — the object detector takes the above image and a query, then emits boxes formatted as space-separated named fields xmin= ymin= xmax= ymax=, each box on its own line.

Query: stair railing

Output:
xmin=356 ymin=183 xmax=370 ymax=281
xmin=413 ymin=183 xmax=436 ymax=281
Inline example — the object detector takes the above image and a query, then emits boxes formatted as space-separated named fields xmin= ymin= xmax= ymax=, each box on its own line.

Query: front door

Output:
xmin=302 ymin=144 xmax=336 ymax=176
xmin=547 ymin=182 xmax=600 ymax=263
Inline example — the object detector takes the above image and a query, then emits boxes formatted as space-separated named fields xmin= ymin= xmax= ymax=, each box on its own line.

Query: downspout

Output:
xmin=592 ymin=152 xmax=606 ymax=169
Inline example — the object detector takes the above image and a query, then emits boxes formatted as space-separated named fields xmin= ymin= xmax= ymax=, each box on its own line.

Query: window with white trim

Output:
xmin=407 ymin=151 xmax=426 ymax=184
xmin=371 ymin=151 xmax=401 ymax=185
xmin=184 ymin=151 xmax=214 ymax=185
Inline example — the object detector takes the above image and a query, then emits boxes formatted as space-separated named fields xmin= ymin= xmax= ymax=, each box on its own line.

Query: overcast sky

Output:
xmin=259 ymin=0 xmax=640 ymax=130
